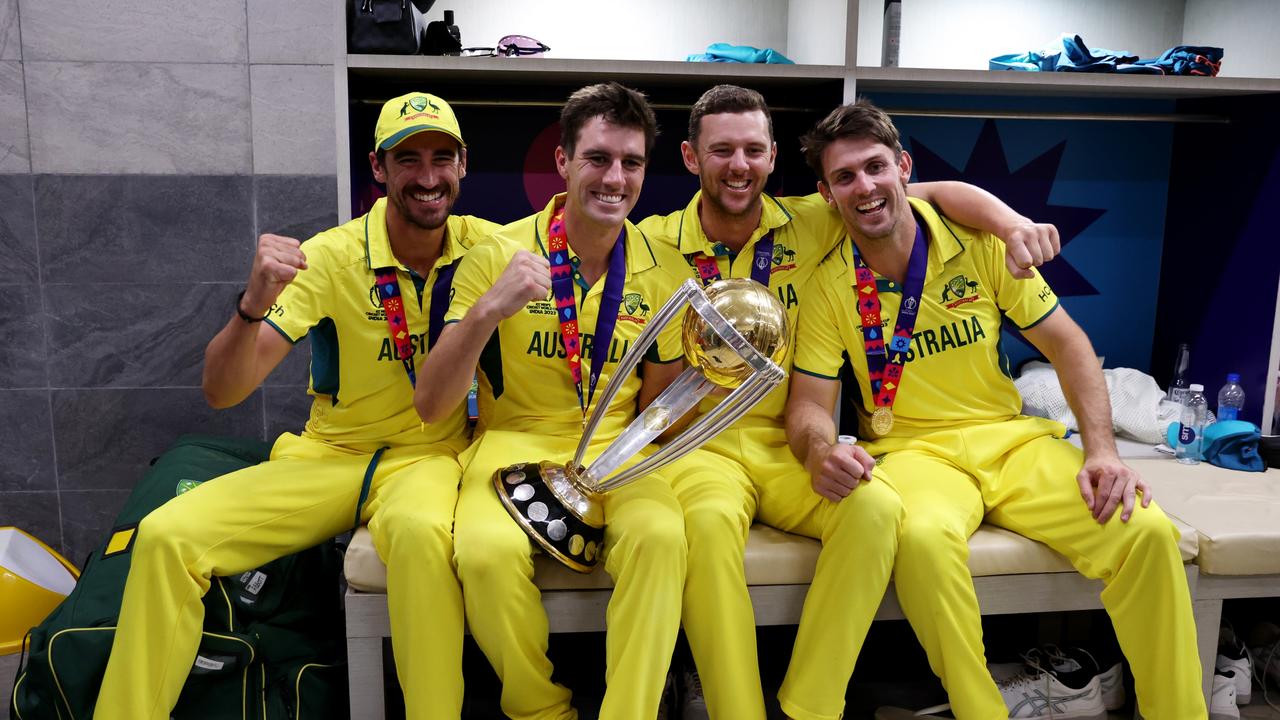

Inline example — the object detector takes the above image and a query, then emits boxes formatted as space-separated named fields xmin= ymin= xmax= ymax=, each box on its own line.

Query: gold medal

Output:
xmin=870 ymin=406 xmax=894 ymax=436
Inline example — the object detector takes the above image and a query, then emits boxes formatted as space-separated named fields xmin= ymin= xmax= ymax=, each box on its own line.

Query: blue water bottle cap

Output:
xmin=1227 ymin=373 xmax=1240 ymax=383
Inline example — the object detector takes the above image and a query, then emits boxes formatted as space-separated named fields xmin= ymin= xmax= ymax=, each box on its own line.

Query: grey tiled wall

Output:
xmin=0 ymin=0 xmax=340 ymax=566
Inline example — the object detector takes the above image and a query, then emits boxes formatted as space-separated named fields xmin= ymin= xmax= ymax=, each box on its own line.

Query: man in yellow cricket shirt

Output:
xmin=93 ymin=92 xmax=497 ymax=719
xmin=415 ymin=82 xmax=693 ymax=720
xmin=783 ymin=99 xmax=1204 ymax=719
xmin=637 ymin=84 xmax=1064 ymax=720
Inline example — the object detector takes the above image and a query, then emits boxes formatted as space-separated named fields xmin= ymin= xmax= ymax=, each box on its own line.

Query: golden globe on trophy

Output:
xmin=494 ymin=278 xmax=789 ymax=572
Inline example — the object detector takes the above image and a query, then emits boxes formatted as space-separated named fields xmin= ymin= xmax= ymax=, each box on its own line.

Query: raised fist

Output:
xmin=241 ymin=233 xmax=308 ymax=316
xmin=1003 ymin=222 xmax=1060 ymax=280
xmin=482 ymin=250 xmax=552 ymax=320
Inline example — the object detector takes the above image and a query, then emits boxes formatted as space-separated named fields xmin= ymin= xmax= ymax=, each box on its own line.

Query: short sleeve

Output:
xmin=983 ymin=233 xmax=1060 ymax=329
xmin=793 ymin=253 xmax=849 ymax=380
xmin=266 ymin=238 xmax=332 ymax=343
xmin=445 ymin=238 xmax=505 ymax=324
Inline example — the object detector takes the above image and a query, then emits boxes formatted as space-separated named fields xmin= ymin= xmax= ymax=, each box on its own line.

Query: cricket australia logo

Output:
xmin=771 ymin=242 xmax=798 ymax=273
xmin=619 ymin=292 xmax=650 ymax=324
xmin=400 ymin=95 xmax=441 ymax=120
xmin=942 ymin=274 xmax=981 ymax=309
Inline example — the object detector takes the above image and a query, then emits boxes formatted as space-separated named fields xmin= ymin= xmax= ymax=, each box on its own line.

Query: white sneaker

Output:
xmin=1216 ymin=653 xmax=1252 ymax=705
xmin=1217 ymin=623 xmax=1253 ymax=705
xmin=1210 ymin=673 xmax=1241 ymax=720
xmin=998 ymin=668 xmax=1107 ymax=719
xmin=1043 ymin=646 xmax=1125 ymax=712
xmin=680 ymin=666 xmax=709 ymax=720
xmin=1096 ymin=662 xmax=1124 ymax=712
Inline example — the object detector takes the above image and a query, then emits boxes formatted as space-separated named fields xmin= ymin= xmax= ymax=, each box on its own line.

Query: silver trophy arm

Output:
xmin=590 ymin=280 xmax=785 ymax=491
xmin=577 ymin=366 xmax=715 ymax=488
xmin=595 ymin=363 xmax=782 ymax=491
xmin=571 ymin=280 xmax=702 ymax=470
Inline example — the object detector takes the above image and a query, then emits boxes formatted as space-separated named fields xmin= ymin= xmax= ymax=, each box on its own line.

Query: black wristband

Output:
xmin=236 ymin=290 xmax=266 ymax=323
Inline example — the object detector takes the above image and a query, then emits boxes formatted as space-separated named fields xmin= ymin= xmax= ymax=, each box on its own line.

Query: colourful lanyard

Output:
xmin=691 ymin=231 xmax=775 ymax=287
xmin=850 ymin=223 xmax=928 ymax=434
xmin=372 ymin=258 xmax=459 ymax=389
xmin=546 ymin=205 xmax=628 ymax=419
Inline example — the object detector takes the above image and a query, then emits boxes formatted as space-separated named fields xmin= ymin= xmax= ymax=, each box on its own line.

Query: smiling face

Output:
xmin=817 ymin=135 xmax=912 ymax=243
xmin=556 ymin=116 xmax=647 ymax=232
xmin=682 ymin=110 xmax=777 ymax=220
xmin=369 ymin=130 xmax=466 ymax=231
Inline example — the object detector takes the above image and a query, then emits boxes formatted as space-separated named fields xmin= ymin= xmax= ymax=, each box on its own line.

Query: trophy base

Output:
xmin=493 ymin=461 xmax=605 ymax=573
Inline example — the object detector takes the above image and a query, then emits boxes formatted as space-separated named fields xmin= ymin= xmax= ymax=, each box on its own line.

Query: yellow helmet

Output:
xmin=0 ymin=527 xmax=79 ymax=655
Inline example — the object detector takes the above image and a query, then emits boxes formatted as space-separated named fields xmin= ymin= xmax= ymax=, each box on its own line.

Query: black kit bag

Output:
xmin=348 ymin=0 xmax=427 ymax=54
xmin=10 ymin=435 xmax=347 ymax=720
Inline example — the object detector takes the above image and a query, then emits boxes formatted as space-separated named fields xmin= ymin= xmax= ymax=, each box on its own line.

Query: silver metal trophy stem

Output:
xmin=493 ymin=276 xmax=789 ymax=573
xmin=571 ymin=281 xmax=702 ymax=471
xmin=579 ymin=367 xmax=715 ymax=487
xmin=569 ymin=279 xmax=785 ymax=493
xmin=595 ymin=366 xmax=779 ymax=491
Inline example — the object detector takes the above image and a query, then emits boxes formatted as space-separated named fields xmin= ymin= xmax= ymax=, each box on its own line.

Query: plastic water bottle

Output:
xmin=1176 ymin=384 xmax=1207 ymax=465
xmin=1216 ymin=373 xmax=1245 ymax=422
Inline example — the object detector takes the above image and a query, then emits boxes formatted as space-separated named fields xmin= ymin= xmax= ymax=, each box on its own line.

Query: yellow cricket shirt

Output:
xmin=794 ymin=197 xmax=1061 ymax=439
xmin=266 ymin=198 xmax=500 ymax=449
xmin=637 ymin=192 xmax=845 ymax=427
xmin=446 ymin=194 xmax=688 ymax=442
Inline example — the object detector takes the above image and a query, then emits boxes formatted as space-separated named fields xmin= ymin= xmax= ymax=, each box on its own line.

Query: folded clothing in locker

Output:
xmin=990 ymin=34 xmax=1222 ymax=76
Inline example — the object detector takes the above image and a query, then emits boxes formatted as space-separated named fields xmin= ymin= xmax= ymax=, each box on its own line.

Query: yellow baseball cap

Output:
xmin=374 ymin=92 xmax=465 ymax=151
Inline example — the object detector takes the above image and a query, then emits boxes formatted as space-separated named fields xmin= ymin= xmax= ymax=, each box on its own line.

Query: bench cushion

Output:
xmin=1130 ymin=458 xmax=1280 ymax=576
xmin=344 ymin=518 xmax=1196 ymax=594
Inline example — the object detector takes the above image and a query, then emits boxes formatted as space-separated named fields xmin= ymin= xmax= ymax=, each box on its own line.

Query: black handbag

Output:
xmin=348 ymin=0 xmax=424 ymax=55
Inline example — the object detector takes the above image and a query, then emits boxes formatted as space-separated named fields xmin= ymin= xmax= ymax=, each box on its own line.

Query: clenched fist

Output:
xmin=1003 ymin=222 xmax=1060 ymax=280
xmin=806 ymin=440 xmax=877 ymax=502
xmin=241 ymin=233 xmax=308 ymax=316
xmin=480 ymin=250 xmax=552 ymax=320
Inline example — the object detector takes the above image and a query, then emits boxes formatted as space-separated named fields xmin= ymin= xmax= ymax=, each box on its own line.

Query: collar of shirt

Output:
xmin=530 ymin=193 xmax=658 ymax=294
xmin=361 ymin=197 xmax=466 ymax=273
xmin=675 ymin=190 xmax=793 ymax=258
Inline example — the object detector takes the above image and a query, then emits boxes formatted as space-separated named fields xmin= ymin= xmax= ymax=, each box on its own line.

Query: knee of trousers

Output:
xmin=133 ymin=505 xmax=207 ymax=575
xmin=682 ymin=503 xmax=749 ymax=561
xmin=895 ymin=515 xmax=970 ymax=570
xmin=827 ymin=478 xmax=905 ymax=541
xmin=605 ymin=509 xmax=687 ymax=576
xmin=371 ymin=507 xmax=455 ymax=567
xmin=453 ymin=519 xmax=535 ymax=590
xmin=1094 ymin=504 xmax=1183 ymax=576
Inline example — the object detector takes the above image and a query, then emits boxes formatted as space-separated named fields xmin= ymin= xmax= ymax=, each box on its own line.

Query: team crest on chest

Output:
xmin=618 ymin=292 xmax=650 ymax=324
xmin=771 ymin=242 xmax=797 ymax=273
xmin=941 ymin=274 xmax=981 ymax=309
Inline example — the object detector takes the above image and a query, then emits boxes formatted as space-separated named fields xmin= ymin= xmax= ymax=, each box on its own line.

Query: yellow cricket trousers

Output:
xmin=863 ymin=417 xmax=1205 ymax=720
xmin=660 ymin=429 xmax=766 ymax=720
xmin=94 ymin=432 xmax=468 ymax=720
xmin=452 ymin=429 xmax=687 ymax=720
xmin=751 ymin=425 xmax=905 ymax=720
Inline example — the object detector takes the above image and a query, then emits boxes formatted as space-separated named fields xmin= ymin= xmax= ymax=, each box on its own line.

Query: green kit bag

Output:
xmin=10 ymin=435 xmax=347 ymax=720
